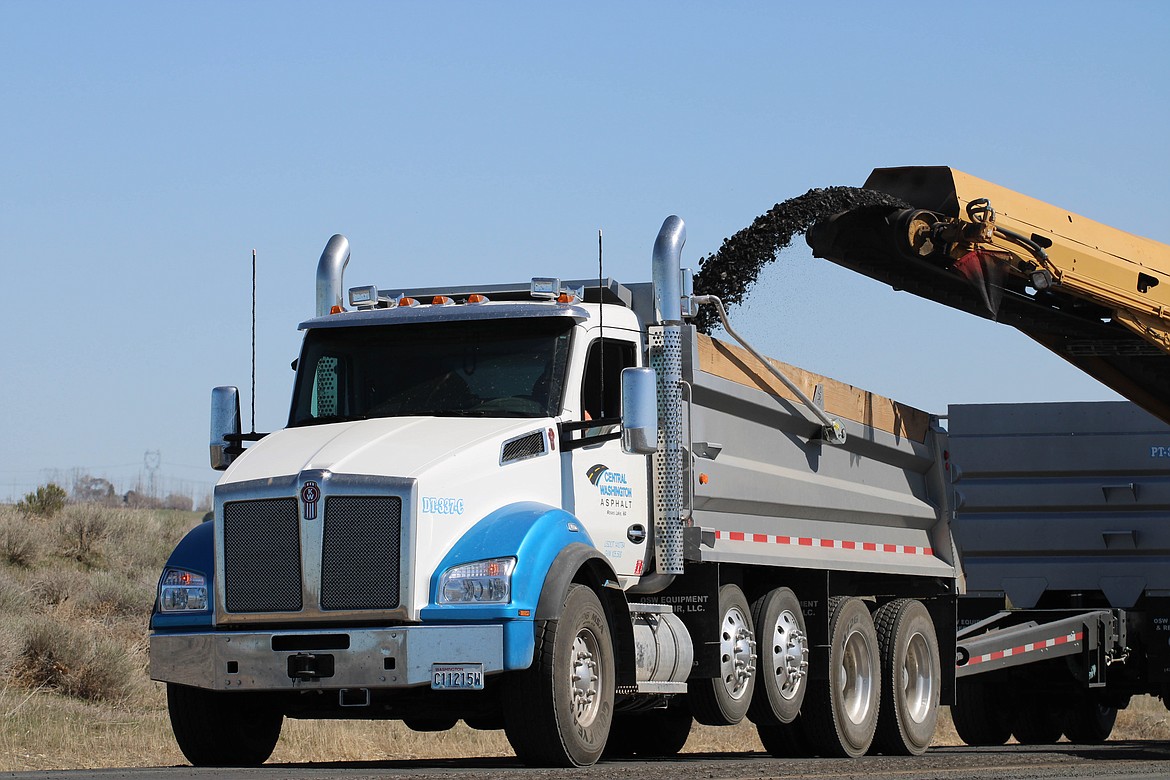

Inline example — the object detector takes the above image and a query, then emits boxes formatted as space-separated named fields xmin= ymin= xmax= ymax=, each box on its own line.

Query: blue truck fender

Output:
xmin=535 ymin=541 xmax=637 ymax=691
xmin=150 ymin=519 xmax=215 ymax=630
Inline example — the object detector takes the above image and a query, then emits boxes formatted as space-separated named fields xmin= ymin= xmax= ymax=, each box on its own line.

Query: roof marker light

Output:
xmin=329 ymin=305 xmax=345 ymax=315
xmin=348 ymin=285 xmax=379 ymax=309
xmin=467 ymin=293 xmax=490 ymax=304
xmin=531 ymin=277 xmax=560 ymax=299
xmin=397 ymin=296 xmax=420 ymax=308
xmin=432 ymin=295 xmax=455 ymax=306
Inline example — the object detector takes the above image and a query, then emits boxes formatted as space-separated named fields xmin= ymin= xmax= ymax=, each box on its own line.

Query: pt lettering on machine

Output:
xmin=422 ymin=497 xmax=465 ymax=515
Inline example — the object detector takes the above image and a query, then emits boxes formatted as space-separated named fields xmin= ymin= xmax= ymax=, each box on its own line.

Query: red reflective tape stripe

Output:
xmin=713 ymin=529 xmax=936 ymax=557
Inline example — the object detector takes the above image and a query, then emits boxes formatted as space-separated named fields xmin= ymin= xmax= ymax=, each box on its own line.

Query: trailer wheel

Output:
xmin=503 ymin=584 xmax=614 ymax=767
xmin=1062 ymin=694 xmax=1117 ymax=744
xmin=602 ymin=704 xmax=692 ymax=758
xmin=951 ymin=678 xmax=1012 ymax=746
xmin=872 ymin=599 xmax=940 ymax=755
xmin=1012 ymin=698 xmax=1064 ymax=744
xmin=166 ymin=683 xmax=282 ymax=767
xmin=801 ymin=597 xmax=881 ymax=757
xmin=748 ymin=587 xmax=808 ymax=725
xmin=689 ymin=583 xmax=757 ymax=726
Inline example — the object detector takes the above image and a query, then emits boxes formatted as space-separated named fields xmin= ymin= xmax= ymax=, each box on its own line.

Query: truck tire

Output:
xmin=503 ymin=584 xmax=615 ymax=767
xmin=748 ymin=587 xmax=808 ymax=725
xmin=951 ymin=678 xmax=1012 ymax=746
xmin=1012 ymin=698 xmax=1064 ymax=744
xmin=688 ymin=584 xmax=757 ymax=726
xmin=166 ymin=683 xmax=282 ymax=767
xmin=1062 ymin=694 xmax=1117 ymax=743
xmin=602 ymin=704 xmax=692 ymax=758
xmin=872 ymin=599 xmax=940 ymax=755
xmin=756 ymin=718 xmax=815 ymax=757
xmin=800 ymin=597 xmax=881 ymax=757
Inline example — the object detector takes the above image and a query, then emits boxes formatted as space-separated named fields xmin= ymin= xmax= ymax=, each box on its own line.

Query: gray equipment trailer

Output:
xmin=947 ymin=400 xmax=1170 ymax=745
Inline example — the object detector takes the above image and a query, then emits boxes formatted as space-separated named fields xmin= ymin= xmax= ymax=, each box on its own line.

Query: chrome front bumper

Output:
xmin=150 ymin=624 xmax=504 ymax=691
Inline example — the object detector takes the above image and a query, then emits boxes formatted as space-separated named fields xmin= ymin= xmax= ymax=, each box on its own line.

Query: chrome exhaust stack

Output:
xmin=650 ymin=216 xmax=687 ymax=577
xmin=315 ymin=234 xmax=351 ymax=317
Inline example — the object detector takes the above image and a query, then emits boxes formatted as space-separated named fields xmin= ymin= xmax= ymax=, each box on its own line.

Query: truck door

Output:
xmin=565 ymin=335 xmax=651 ymax=578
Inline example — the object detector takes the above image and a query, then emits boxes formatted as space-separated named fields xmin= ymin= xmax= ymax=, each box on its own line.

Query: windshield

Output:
xmin=289 ymin=318 xmax=573 ymax=426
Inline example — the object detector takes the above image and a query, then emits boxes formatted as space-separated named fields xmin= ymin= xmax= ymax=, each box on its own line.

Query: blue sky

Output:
xmin=2 ymin=2 xmax=1167 ymax=502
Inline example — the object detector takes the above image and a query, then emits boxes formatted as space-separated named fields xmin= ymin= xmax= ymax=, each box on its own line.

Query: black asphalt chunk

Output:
xmin=691 ymin=187 xmax=908 ymax=333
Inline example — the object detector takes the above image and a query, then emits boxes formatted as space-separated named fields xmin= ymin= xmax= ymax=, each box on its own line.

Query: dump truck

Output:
xmin=946 ymin=400 xmax=1170 ymax=746
xmin=150 ymin=218 xmax=963 ymax=766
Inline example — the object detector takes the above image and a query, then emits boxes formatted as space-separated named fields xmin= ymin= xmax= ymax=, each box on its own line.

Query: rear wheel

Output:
xmin=951 ymin=678 xmax=1012 ymax=746
xmin=801 ymin=597 xmax=881 ymax=757
xmin=503 ymin=584 xmax=615 ymax=767
xmin=689 ymin=584 xmax=757 ymax=726
xmin=167 ymin=683 xmax=282 ymax=767
xmin=603 ymin=704 xmax=692 ymax=758
xmin=748 ymin=587 xmax=808 ymax=725
xmin=873 ymin=599 xmax=940 ymax=755
xmin=756 ymin=718 xmax=815 ymax=757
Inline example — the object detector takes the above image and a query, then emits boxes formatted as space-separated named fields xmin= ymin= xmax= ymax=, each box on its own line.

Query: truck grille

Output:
xmin=223 ymin=498 xmax=303 ymax=612
xmin=221 ymin=494 xmax=403 ymax=616
xmin=321 ymin=496 xmax=401 ymax=610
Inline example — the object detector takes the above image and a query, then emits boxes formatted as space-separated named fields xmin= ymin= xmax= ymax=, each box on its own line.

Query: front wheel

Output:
xmin=503 ymin=584 xmax=615 ymax=767
xmin=167 ymin=683 xmax=283 ymax=767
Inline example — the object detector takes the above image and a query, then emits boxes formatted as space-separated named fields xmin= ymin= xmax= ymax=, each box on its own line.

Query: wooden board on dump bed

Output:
xmin=697 ymin=334 xmax=931 ymax=443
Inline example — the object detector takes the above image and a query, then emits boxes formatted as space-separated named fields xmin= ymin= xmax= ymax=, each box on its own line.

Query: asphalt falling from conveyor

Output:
xmin=691 ymin=187 xmax=908 ymax=333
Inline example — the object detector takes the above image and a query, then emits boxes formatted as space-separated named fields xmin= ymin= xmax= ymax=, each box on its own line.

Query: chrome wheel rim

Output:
xmin=840 ymin=627 xmax=874 ymax=725
xmin=571 ymin=627 xmax=602 ymax=727
xmin=903 ymin=631 xmax=935 ymax=724
xmin=771 ymin=608 xmax=808 ymax=701
xmin=720 ymin=604 xmax=756 ymax=700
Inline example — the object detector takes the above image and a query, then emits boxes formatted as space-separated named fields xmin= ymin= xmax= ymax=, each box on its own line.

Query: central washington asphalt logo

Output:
xmin=586 ymin=464 xmax=609 ymax=486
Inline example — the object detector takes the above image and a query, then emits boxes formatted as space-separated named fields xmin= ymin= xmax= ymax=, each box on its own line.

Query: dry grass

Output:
xmin=3 ymin=501 xmax=1170 ymax=771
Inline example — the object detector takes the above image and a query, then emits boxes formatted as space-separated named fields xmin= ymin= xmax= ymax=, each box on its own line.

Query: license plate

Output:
xmin=431 ymin=663 xmax=484 ymax=690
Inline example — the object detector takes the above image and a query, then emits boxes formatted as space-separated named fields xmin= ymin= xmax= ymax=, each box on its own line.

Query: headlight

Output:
xmin=159 ymin=568 xmax=209 ymax=612
xmin=439 ymin=557 xmax=515 ymax=604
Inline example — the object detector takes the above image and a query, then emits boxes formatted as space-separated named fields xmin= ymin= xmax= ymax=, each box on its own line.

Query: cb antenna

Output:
xmin=251 ymin=248 xmax=257 ymax=435
xmin=598 ymin=228 xmax=605 ymax=419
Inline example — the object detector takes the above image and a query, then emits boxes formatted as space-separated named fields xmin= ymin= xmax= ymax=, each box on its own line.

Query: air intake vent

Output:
xmin=501 ymin=430 xmax=547 ymax=464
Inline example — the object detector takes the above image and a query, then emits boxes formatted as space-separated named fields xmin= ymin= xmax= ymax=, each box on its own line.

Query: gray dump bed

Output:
xmin=683 ymin=332 xmax=957 ymax=581
xmin=948 ymin=401 xmax=1170 ymax=608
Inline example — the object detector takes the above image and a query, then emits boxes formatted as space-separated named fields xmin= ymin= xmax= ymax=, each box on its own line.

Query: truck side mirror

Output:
xmin=621 ymin=367 xmax=658 ymax=455
xmin=210 ymin=386 xmax=242 ymax=471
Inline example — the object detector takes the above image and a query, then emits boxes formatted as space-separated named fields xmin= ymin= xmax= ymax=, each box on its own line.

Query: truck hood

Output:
xmin=219 ymin=417 xmax=553 ymax=485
